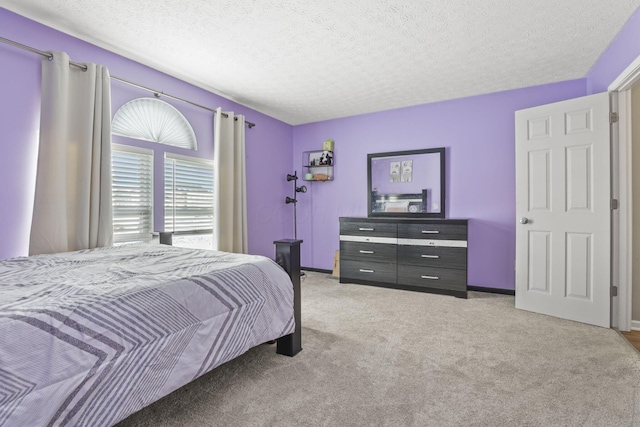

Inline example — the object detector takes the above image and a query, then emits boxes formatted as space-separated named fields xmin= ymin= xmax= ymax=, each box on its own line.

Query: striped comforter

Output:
xmin=0 ymin=244 xmax=294 ymax=427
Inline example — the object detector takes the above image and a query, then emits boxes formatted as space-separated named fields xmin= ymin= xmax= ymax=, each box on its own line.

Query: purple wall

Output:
xmin=293 ymin=79 xmax=587 ymax=289
xmin=587 ymin=6 xmax=640 ymax=93
xmin=0 ymin=8 xmax=293 ymax=260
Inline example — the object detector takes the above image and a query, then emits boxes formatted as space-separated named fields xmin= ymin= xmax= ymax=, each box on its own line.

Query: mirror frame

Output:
xmin=367 ymin=147 xmax=446 ymax=218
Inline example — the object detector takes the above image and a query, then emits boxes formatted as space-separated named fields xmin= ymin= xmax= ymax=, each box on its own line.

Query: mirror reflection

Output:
xmin=368 ymin=148 xmax=445 ymax=218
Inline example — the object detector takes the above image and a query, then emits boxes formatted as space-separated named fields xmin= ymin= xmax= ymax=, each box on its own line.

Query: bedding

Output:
xmin=0 ymin=244 xmax=295 ymax=427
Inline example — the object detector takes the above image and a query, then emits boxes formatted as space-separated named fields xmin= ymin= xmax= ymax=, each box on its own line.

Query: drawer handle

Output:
xmin=421 ymin=275 xmax=439 ymax=280
xmin=421 ymin=230 xmax=440 ymax=234
xmin=359 ymin=250 xmax=375 ymax=254
xmin=359 ymin=227 xmax=374 ymax=231
xmin=421 ymin=255 xmax=440 ymax=259
xmin=359 ymin=269 xmax=375 ymax=273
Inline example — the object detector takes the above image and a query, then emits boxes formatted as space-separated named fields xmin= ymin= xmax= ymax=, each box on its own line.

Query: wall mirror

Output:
xmin=367 ymin=147 xmax=445 ymax=218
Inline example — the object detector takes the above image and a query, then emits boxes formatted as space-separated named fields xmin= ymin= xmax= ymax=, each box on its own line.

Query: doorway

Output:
xmin=513 ymin=55 xmax=640 ymax=331
xmin=611 ymin=55 xmax=640 ymax=332
xmin=630 ymin=84 xmax=640 ymax=330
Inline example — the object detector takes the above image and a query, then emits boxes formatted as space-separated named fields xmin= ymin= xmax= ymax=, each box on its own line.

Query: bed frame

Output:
xmin=159 ymin=233 xmax=302 ymax=357
xmin=273 ymin=239 xmax=303 ymax=356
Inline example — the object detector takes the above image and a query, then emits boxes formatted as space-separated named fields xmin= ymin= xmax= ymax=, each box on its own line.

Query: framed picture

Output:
xmin=401 ymin=160 xmax=413 ymax=182
xmin=390 ymin=161 xmax=400 ymax=182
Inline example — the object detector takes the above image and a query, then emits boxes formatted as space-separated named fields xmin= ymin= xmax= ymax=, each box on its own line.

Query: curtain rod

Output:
xmin=0 ymin=35 xmax=256 ymax=128
xmin=111 ymin=76 xmax=255 ymax=128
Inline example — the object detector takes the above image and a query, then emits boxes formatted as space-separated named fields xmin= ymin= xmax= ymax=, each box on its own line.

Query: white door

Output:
xmin=515 ymin=92 xmax=611 ymax=327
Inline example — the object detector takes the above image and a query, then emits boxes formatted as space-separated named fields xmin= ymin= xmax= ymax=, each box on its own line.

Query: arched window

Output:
xmin=112 ymin=97 xmax=198 ymax=150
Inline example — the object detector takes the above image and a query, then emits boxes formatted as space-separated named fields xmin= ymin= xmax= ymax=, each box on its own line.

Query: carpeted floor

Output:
xmin=116 ymin=272 xmax=640 ymax=427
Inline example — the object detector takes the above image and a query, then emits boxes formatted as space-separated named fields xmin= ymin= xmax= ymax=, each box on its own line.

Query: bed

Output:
xmin=0 ymin=242 xmax=300 ymax=426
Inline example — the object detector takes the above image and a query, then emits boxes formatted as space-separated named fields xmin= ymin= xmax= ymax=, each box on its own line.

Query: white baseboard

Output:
xmin=631 ymin=320 xmax=640 ymax=331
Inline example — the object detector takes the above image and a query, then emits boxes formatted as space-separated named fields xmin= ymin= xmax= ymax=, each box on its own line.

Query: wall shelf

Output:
xmin=302 ymin=150 xmax=334 ymax=181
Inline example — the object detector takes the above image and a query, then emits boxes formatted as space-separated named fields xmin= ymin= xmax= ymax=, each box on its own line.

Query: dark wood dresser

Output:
xmin=339 ymin=217 xmax=468 ymax=298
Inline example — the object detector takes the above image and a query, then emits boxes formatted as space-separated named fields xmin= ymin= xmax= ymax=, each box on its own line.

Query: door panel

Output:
xmin=528 ymin=150 xmax=551 ymax=211
xmin=528 ymin=231 xmax=551 ymax=293
xmin=566 ymin=145 xmax=592 ymax=211
xmin=515 ymin=92 xmax=610 ymax=327
xmin=566 ymin=232 xmax=592 ymax=299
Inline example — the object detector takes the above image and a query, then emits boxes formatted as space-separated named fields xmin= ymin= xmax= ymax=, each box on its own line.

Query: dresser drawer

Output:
xmin=340 ymin=221 xmax=397 ymax=238
xmin=397 ymin=245 xmax=466 ymax=269
xmin=340 ymin=260 xmax=397 ymax=284
xmin=340 ymin=241 xmax=396 ymax=263
xmin=398 ymin=223 xmax=466 ymax=240
xmin=397 ymin=265 xmax=466 ymax=291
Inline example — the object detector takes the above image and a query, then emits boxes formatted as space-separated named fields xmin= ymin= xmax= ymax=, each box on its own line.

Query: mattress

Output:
xmin=0 ymin=244 xmax=295 ymax=426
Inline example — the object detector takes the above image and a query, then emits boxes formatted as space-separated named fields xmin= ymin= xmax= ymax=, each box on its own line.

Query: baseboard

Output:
xmin=301 ymin=274 xmax=516 ymax=295
xmin=302 ymin=267 xmax=333 ymax=274
xmin=631 ymin=320 xmax=640 ymax=331
xmin=467 ymin=286 xmax=515 ymax=296
xmin=342 ymin=277 xmax=467 ymax=299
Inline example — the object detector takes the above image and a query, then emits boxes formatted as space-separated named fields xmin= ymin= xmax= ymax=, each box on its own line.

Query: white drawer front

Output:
xmin=397 ymin=238 xmax=467 ymax=248
xmin=340 ymin=235 xmax=397 ymax=245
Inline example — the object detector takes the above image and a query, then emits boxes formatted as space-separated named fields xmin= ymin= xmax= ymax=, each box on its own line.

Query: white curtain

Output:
xmin=213 ymin=107 xmax=248 ymax=253
xmin=29 ymin=52 xmax=113 ymax=255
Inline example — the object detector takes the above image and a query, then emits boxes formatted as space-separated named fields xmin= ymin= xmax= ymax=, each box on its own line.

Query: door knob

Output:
xmin=519 ymin=217 xmax=529 ymax=224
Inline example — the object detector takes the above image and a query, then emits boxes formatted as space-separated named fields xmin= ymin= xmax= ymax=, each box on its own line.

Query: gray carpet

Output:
xmin=116 ymin=272 xmax=640 ymax=427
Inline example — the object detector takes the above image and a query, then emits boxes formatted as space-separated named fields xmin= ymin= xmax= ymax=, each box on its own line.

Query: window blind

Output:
xmin=164 ymin=155 xmax=214 ymax=232
xmin=112 ymin=98 xmax=198 ymax=150
xmin=112 ymin=145 xmax=154 ymax=243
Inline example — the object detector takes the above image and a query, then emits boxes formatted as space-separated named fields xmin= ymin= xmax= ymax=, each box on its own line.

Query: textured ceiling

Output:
xmin=2 ymin=1 xmax=640 ymax=125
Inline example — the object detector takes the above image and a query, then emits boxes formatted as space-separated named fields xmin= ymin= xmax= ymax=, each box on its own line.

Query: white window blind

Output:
xmin=112 ymin=98 xmax=198 ymax=150
xmin=112 ymin=145 xmax=154 ymax=243
xmin=164 ymin=154 xmax=214 ymax=232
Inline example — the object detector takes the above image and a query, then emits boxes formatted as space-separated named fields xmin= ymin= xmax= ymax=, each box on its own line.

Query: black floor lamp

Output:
xmin=285 ymin=172 xmax=306 ymax=239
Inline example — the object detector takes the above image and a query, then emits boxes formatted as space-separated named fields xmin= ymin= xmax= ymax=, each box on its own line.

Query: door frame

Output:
xmin=609 ymin=54 xmax=640 ymax=331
